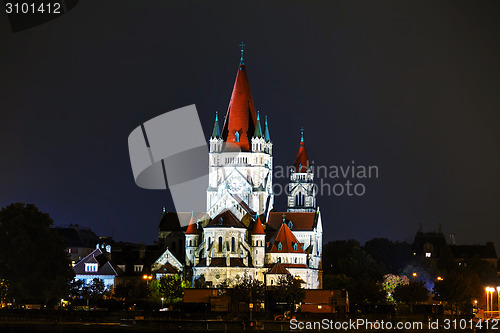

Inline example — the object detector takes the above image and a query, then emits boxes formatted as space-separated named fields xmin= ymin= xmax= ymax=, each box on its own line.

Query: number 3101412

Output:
xmin=5 ymin=2 xmax=62 ymax=14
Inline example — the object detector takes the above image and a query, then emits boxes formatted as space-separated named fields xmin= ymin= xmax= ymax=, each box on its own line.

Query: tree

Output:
xmin=433 ymin=270 xmax=482 ymax=315
xmin=0 ymin=203 xmax=74 ymax=304
xmin=463 ymin=257 xmax=497 ymax=285
xmin=382 ymin=274 xmax=409 ymax=303
xmin=158 ymin=274 xmax=190 ymax=303
xmin=80 ymin=278 xmax=107 ymax=307
xmin=221 ymin=275 xmax=265 ymax=316
xmin=322 ymin=240 xmax=385 ymax=307
xmin=323 ymin=240 xmax=384 ymax=280
xmin=349 ymin=278 xmax=386 ymax=306
xmin=323 ymin=273 xmax=351 ymax=290
xmin=0 ymin=279 xmax=8 ymax=306
xmin=114 ymin=281 xmax=150 ymax=302
xmin=269 ymin=274 xmax=305 ymax=313
xmin=194 ymin=274 xmax=206 ymax=288
xmin=88 ymin=278 xmax=105 ymax=301
xmin=401 ymin=256 xmax=438 ymax=289
xmin=69 ymin=279 xmax=84 ymax=299
xmin=393 ymin=281 xmax=429 ymax=310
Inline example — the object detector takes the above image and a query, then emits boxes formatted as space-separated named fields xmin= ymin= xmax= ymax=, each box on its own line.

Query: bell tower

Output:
xmin=288 ymin=128 xmax=316 ymax=212
xmin=206 ymin=45 xmax=274 ymax=218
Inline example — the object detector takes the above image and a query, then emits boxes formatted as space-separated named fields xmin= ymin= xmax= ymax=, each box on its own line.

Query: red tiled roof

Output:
xmin=268 ymin=212 xmax=316 ymax=231
xmin=267 ymin=262 xmax=290 ymax=275
xmin=269 ymin=223 xmax=305 ymax=254
xmin=252 ymin=217 xmax=265 ymax=235
xmin=158 ymin=262 xmax=179 ymax=274
xmin=221 ymin=63 xmax=258 ymax=151
xmin=206 ymin=210 xmax=246 ymax=228
xmin=230 ymin=258 xmax=247 ymax=267
xmin=210 ymin=258 xmax=227 ymax=267
xmin=294 ymin=140 xmax=310 ymax=173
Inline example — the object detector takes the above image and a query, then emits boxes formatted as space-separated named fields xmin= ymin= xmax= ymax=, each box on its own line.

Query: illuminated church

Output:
xmin=153 ymin=48 xmax=323 ymax=289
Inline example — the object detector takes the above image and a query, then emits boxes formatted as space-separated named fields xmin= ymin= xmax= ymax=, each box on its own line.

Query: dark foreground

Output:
xmin=0 ymin=310 xmax=489 ymax=332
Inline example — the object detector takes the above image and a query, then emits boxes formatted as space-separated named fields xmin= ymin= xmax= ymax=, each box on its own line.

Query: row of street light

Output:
xmin=485 ymin=287 xmax=500 ymax=313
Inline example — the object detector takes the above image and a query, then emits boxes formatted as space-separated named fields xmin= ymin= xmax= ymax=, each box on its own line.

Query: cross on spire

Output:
xmin=282 ymin=213 xmax=286 ymax=223
xmin=239 ymin=42 xmax=246 ymax=65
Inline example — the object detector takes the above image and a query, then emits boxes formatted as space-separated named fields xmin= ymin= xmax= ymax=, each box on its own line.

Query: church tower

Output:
xmin=251 ymin=217 xmax=266 ymax=268
xmin=287 ymin=128 xmax=316 ymax=212
xmin=206 ymin=45 xmax=274 ymax=219
xmin=185 ymin=213 xmax=199 ymax=266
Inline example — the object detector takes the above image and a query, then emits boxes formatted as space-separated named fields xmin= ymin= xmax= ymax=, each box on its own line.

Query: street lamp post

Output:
xmin=492 ymin=289 xmax=495 ymax=314
xmin=486 ymin=288 xmax=490 ymax=313
xmin=486 ymin=287 xmax=495 ymax=316
xmin=497 ymin=287 xmax=500 ymax=314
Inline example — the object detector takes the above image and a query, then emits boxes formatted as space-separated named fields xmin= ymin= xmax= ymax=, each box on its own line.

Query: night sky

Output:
xmin=1 ymin=1 xmax=500 ymax=248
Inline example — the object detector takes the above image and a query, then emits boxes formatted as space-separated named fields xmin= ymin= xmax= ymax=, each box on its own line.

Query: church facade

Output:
xmin=153 ymin=50 xmax=323 ymax=289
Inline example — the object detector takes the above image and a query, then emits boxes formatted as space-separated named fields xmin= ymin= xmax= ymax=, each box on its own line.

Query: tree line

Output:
xmin=322 ymin=238 xmax=495 ymax=314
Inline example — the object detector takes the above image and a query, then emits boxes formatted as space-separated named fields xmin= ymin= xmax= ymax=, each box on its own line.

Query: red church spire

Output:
xmin=185 ymin=212 xmax=198 ymax=234
xmin=252 ymin=216 xmax=265 ymax=235
xmin=294 ymin=127 xmax=310 ymax=173
xmin=221 ymin=43 xmax=258 ymax=151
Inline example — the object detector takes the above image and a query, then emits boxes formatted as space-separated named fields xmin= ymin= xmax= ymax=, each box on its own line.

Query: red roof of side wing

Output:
xmin=268 ymin=212 xmax=316 ymax=231
xmin=221 ymin=63 xmax=257 ymax=151
xmin=269 ymin=223 xmax=305 ymax=254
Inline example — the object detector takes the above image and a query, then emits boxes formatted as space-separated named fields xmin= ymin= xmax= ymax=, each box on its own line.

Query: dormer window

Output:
xmin=293 ymin=242 xmax=297 ymax=251
xmin=277 ymin=242 xmax=282 ymax=251
xmin=288 ymin=221 xmax=293 ymax=230
xmin=85 ymin=263 xmax=98 ymax=272
xmin=234 ymin=131 xmax=240 ymax=142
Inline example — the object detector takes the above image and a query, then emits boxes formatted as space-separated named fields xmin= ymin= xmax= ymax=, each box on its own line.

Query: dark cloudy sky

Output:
xmin=1 ymin=1 xmax=499 ymax=247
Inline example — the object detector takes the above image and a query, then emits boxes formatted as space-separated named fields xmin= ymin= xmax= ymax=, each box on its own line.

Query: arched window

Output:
xmin=235 ymin=131 xmax=240 ymax=142
xmin=231 ymin=237 xmax=235 ymax=252
xmin=189 ymin=240 xmax=192 ymax=246
xmin=208 ymin=237 xmax=211 ymax=248
xmin=218 ymin=237 xmax=223 ymax=252
xmin=277 ymin=242 xmax=282 ymax=251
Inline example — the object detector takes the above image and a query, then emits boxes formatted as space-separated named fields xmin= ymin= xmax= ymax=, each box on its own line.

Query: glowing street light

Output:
xmin=497 ymin=287 xmax=500 ymax=313
xmin=143 ymin=274 xmax=153 ymax=285
xmin=486 ymin=287 xmax=495 ymax=313
xmin=436 ymin=276 xmax=443 ymax=281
